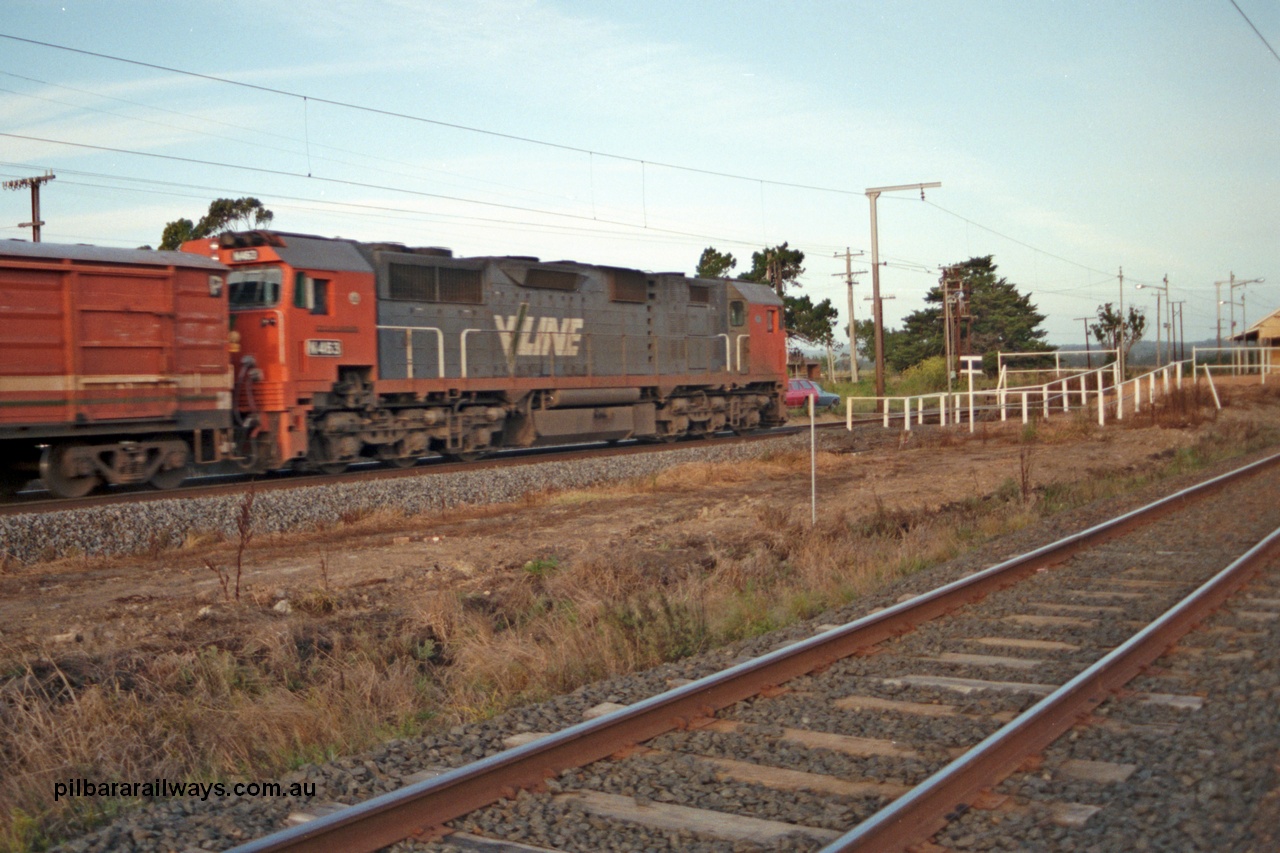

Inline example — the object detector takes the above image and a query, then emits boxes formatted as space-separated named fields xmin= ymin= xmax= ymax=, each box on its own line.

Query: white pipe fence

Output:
xmin=846 ymin=349 xmax=1250 ymax=434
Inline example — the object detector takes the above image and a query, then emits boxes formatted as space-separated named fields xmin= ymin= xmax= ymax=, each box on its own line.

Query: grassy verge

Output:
xmin=3 ymin=390 xmax=1277 ymax=851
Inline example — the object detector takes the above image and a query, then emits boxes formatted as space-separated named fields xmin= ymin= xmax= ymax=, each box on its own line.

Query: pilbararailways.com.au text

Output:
xmin=53 ymin=778 xmax=316 ymax=802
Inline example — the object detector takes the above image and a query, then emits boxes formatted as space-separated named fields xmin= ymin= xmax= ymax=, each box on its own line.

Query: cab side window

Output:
xmin=294 ymin=273 xmax=330 ymax=315
xmin=729 ymin=300 xmax=746 ymax=326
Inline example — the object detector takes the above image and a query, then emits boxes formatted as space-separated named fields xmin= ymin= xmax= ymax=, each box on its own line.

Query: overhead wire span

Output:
xmin=0 ymin=32 xmax=866 ymax=197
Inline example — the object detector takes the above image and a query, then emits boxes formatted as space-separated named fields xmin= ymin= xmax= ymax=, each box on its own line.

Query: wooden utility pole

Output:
xmin=832 ymin=248 xmax=864 ymax=382
xmin=1074 ymin=317 xmax=1094 ymax=369
xmin=3 ymin=171 xmax=55 ymax=242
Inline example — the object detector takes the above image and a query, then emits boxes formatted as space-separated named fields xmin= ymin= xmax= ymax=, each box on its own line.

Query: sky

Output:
xmin=1 ymin=0 xmax=1277 ymax=348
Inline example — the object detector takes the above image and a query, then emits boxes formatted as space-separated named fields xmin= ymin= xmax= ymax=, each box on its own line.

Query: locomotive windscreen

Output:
xmin=227 ymin=267 xmax=283 ymax=308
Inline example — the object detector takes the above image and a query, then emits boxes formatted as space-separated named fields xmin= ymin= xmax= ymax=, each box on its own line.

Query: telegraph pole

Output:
xmin=1117 ymin=267 xmax=1125 ymax=377
xmin=3 ymin=171 xmax=55 ymax=242
xmin=1074 ymin=317 xmax=1094 ymax=369
xmin=866 ymin=181 xmax=940 ymax=402
xmin=832 ymin=248 xmax=864 ymax=382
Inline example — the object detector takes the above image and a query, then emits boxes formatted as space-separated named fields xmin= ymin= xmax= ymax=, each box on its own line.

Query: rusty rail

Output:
xmin=824 ymin=520 xmax=1280 ymax=852
xmin=228 ymin=451 xmax=1280 ymax=853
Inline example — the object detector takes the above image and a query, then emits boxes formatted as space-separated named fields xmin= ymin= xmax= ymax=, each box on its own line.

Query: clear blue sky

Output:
xmin=2 ymin=0 xmax=1276 ymax=346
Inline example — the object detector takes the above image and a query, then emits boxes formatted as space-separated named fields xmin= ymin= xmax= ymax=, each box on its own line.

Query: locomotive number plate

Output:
xmin=306 ymin=339 xmax=343 ymax=357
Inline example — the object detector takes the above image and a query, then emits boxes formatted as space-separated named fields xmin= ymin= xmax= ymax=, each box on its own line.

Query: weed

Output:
xmin=522 ymin=557 xmax=560 ymax=577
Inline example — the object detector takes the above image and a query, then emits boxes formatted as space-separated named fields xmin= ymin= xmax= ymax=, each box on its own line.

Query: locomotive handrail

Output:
xmin=459 ymin=328 xmax=482 ymax=379
xmin=376 ymin=325 xmax=444 ymax=379
xmin=715 ymin=334 xmax=731 ymax=372
xmin=735 ymin=334 xmax=749 ymax=373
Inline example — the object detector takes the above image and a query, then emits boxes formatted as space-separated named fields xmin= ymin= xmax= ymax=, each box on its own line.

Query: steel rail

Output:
xmin=823 ymin=520 xmax=1280 ymax=852
xmin=227 ymin=450 xmax=1280 ymax=853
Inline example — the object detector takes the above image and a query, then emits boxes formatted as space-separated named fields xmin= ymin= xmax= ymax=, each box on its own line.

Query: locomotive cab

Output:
xmin=185 ymin=232 xmax=379 ymax=471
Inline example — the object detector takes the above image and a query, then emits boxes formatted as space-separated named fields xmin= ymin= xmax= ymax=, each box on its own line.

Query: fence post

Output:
xmin=883 ymin=399 xmax=890 ymax=429
xmin=1176 ymin=360 xmax=1183 ymax=389
xmin=1203 ymin=364 xmax=1222 ymax=410
xmin=1098 ymin=370 xmax=1106 ymax=426
xmin=939 ymin=394 xmax=947 ymax=426
xmin=1116 ymin=373 xmax=1124 ymax=421
xmin=1062 ymin=379 xmax=1069 ymax=412
xmin=904 ymin=397 xmax=912 ymax=431
xmin=1021 ymin=391 xmax=1029 ymax=424
xmin=1000 ymin=388 xmax=1008 ymax=422
xmin=1043 ymin=385 xmax=1050 ymax=419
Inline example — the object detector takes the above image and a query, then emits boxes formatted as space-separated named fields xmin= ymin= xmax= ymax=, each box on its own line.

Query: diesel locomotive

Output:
xmin=0 ymin=230 xmax=789 ymax=497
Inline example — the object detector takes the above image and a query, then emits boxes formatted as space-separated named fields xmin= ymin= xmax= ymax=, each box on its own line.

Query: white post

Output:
xmin=1176 ymin=360 xmax=1183 ymax=389
xmin=968 ymin=368 xmax=976 ymax=434
xmin=1116 ymin=372 xmax=1124 ymax=421
xmin=918 ymin=396 xmax=925 ymax=425
xmin=809 ymin=394 xmax=817 ymax=525
xmin=1098 ymin=369 xmax=1106 ymax=425
xmin=904 ymin=397 xmax=912 ymax=431
xmin=1149 ymin=372 xmax=1156 ymax=404
xmin=1135 ymin=373 xmax=1142 ymax=412
xmin=1203 ymin=364 xmax=1222 ymax=410
xmin=1080 ymin=375 xmax=1088 ymax=407
xmin=884 ymin=399 xmax=890 ymax=429
xmin=1062 ymin=379 xmax=1070 ymax=412
xmin=1000 ymin=388 xmax=1008 ymax=422
xmin=1021 ymin=391 xmax=1029 ymax=424
xmin=939 ymin=394 xmax=947 ymax=426
xmin=1043 ymin=385 xmax=1050 ymax=419
xmin=846 ymin=398 xmax=853 ymax=432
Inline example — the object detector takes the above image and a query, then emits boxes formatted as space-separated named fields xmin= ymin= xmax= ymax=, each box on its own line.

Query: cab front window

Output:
xmin=227 ymin=267 xmax=282 ymax=309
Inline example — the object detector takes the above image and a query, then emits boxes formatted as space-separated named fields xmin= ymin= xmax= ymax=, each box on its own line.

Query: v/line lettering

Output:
xmin=493 ymin=315 xmax=584 ymax=357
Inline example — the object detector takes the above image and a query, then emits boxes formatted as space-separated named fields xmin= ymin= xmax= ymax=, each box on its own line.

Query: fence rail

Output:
xmin=847 ymin=346 xmax=1274 ymax=433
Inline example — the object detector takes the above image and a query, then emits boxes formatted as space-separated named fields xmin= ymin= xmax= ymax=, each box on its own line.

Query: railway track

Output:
xmin=214 ymin=452 xmax=1280 ymax=853
xmin=1 ymin=421 xmax=860 ymax=517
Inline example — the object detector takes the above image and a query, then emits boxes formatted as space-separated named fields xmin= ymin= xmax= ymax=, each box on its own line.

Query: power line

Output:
xmin=0 ymin=32 xmax=866 ymax=197
xmin=1227 ymin=0 xmax=1280 ymax=65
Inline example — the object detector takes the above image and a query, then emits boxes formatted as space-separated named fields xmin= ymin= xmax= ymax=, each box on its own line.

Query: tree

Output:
xmin=695 ymin=247 xmax=737 ymax=279
xmin=1090 ymin=302 xmax=1145 ymax=365
xmin=888 ymin=256 xmax=1052 ymax=372
xmin=159 ymin=197 xmax=274 ymax=250
xmin=784 ymin=293 xmax=840 ymax=346
xmin=739 ymin=242 xmax=805 ymax=296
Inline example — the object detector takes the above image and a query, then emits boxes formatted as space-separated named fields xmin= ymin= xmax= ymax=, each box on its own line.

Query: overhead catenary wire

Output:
xmin=0 ymin=33 xmax=868 ymax=198
xmin=0 ymin=33 xmax=1199 ymax=305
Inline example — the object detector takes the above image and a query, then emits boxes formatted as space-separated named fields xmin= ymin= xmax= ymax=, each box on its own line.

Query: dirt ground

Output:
xmin=7 ymin=389 xmax=1270 ymax=664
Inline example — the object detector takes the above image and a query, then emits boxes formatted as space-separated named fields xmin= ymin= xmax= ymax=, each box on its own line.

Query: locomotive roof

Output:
xmin=0 ymin=239 xmax=225 ymax=270
xmin=728 ymin=280 xmax=785 ymax=306
xmin=264 ymin=232 xmax=376 ymax=274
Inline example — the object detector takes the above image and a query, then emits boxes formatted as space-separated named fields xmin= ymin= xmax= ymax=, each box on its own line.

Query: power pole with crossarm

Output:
xmin=3 ymin=171 xmax=55 ymax=242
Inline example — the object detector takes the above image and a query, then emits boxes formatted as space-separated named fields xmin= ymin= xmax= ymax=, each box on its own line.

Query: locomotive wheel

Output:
xmin=375 ymin=446 xmax=419 ymax=469
xmin=39 ymin=443 xmax=100 ymax=498
xmin=149 ymin=441 xmax=191 ymax=491
xmin=318 ymin=462 xmax=349 ymax=475
xmin=148 ymin=465 xmax=188 ymax=491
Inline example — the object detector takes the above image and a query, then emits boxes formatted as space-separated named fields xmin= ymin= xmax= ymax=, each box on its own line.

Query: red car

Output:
xmin=785 ymin=379 xmax=840 ymax=410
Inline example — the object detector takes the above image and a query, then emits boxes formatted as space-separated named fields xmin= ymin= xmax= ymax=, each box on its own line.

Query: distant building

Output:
xmin=1233 ymin=307 xmax=1280 ymax=373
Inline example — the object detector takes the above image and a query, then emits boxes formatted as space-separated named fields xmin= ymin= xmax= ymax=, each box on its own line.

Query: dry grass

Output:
xmin=5 ymin=389 xmax=1280 ymax=851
